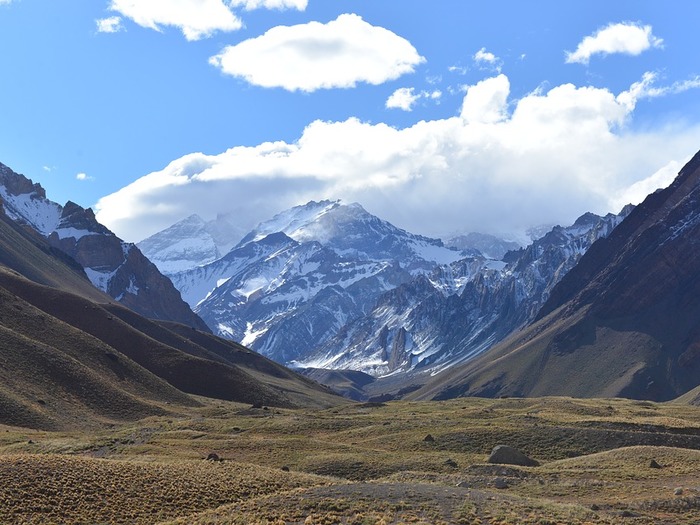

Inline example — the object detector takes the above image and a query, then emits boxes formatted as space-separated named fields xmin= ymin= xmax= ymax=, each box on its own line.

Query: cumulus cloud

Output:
xmin=612 ymin=158 xmax=686 ymax=211
xmin=95 ymin=73 xmax=700 ymax=243
xmin=229 ymin=0 xmax=307 ymax=10
xmin=96 ymin=16 xmax=124 ymax=34
xmin=473 ymin=47 xmax=502 ymax=72
xmin=76 ymin=173 xmax=94 ymax=181
xmin=386 ymin=88 xmax=441 ymax=111
xmin=566 ymin=22 xmax=663 ymax=64
xmin=209 ymin=14 xmax=425 ymax=91
xmin=386 ymin=87 xmax=420 ymax=111
xmin=108 ymin=0 xmax=242 ymax=41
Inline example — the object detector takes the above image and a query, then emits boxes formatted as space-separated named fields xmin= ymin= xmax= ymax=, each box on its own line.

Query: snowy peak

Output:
xmin=238 ymin=199 xmax=342 ymax=245
xmin=138 ymin=213 xmax=245 ymax=274
xmin=0 ymin=162 xmax=61 ymax=236
xmin=239 ymin=200 xmax=463 ymax=269
xmin=445 ymin=232 xmax=521 ymax=260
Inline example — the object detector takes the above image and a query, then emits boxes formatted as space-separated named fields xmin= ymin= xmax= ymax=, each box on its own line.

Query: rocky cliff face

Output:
xmin=0 ymin=162 xmax=209 ymax=331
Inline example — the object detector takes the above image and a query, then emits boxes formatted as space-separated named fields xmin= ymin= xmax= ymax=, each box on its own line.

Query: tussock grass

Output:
xmin=0 ymin=453 xmax=328 ymax=524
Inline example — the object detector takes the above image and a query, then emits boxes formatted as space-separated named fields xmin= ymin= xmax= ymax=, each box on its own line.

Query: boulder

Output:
xmin=487 ymin=445 xmax=539 ymax=467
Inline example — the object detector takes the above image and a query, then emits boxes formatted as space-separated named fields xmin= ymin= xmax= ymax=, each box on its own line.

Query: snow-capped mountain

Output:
xmin=296 ymin=207 xmax=633 ymax=377
xmin=0 ymin=162 xmax=208 ymax=330
xmin=137 ymin=213 xmax=243 ymax=274
xmin=165 ymin=200 xmax=465 ymax=363
xmin=444 ymin=232 xmax=521 ymax=260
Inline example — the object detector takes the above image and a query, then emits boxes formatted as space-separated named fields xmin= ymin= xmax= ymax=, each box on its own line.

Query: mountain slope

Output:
xmin=0 ymin=162 xmax=208 ymax=330
xmin=414 ymin=149 xmax=700 ymax=402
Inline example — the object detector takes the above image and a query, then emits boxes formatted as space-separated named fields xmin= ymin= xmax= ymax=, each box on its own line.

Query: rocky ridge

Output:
xmin=0 ymin=162 xmax=208 ymax=330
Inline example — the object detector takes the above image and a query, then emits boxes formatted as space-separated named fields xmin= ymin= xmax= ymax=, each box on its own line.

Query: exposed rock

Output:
xmin=674 ymin=487 xmax=684 ymax=496
xmin=649 ymin=459 xmax=662 ymax=469
xmin=206 ymin=453 xmax=221 ymax=462
xmin=493 ymin=477 xmax=508 ymax=489
xmin=487 ymin=445 xmax=539 ymax=467
xmin=423 ymin=434 xmax=435 ymax=443
xmin=444 ymin=458 xmax=458 ymax=468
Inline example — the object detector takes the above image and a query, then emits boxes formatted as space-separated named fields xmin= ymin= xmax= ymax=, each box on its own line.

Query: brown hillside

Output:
xmin=0 ymin=269 xmax=337 ymax=409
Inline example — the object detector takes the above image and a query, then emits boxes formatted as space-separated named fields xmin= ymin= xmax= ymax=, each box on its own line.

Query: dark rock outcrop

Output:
xmin=487 ymin=445 xmax=539 ymax=467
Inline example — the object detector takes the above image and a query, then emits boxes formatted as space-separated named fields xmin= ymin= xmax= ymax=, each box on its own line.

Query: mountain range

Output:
xmin=141 ymin=194 xmax=633 ymax=397
xmin=5 ymin=145 xmax=700 ymax=409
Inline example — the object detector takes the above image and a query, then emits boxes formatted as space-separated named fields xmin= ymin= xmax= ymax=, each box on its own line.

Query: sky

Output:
xmin=1 ymin=1 xmax=700 ymax=243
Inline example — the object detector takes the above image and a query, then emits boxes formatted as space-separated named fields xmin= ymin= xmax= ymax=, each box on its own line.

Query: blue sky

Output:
xmin=1 ymin=1 xmax=700 ymax=242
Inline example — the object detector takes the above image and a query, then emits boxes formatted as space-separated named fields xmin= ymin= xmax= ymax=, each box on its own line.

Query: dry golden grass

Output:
xmin=0 ymin=453 xmax=328 ymax=524
xmin=1 ymin=396 xmax=700 ymax=524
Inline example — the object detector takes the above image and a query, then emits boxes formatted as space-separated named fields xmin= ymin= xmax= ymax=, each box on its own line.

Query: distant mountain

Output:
xmin=0 ymin=197 xmax=340 ymax=429
xmin=298 ymin=207 xmax=631 ymax=378
xmin=164 ymin=200 xmax=465 ymax=364
xmin=444 ymin=232 xmax=521 ymax=260
xmin=138 ymin=213 xmax=243 ymax=274
xmin=0 ymin=162 xmax=207 ymax=330
xmin=414 ymin=149 xmax=700 ymax=402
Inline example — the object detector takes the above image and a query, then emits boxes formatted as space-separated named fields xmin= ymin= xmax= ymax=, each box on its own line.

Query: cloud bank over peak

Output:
xmin=566 ymin=22 xmax=663 ymax=64
xmin=209 ymin=14 xmax=425 ymax=92
xmin=95 ymin=73 xmax=700 ymax=243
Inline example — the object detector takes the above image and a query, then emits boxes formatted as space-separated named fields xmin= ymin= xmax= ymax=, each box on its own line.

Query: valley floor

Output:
xmin=1 ymin=397 xmax=700 ymax=524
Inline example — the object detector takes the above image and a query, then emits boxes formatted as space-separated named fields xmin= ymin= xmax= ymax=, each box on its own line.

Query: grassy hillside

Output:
xmin=1 ymin=396 xmax=699 ymax=524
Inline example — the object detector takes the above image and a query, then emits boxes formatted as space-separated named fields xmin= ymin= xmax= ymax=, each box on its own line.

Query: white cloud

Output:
xmin=473 ymin=47 xmax=502 ymax=73
xmin=229 ymin=0 xmax=307 ymax=10
xmin=460 ymin=74 xmax=510 ymax=124
xmin=209 ymin=14 xmax=425 ymax=92
xmin=108 ymin=0 xmax=242 ymax=41
xmin=387 ymin=87 xmax=442 ymax=111
xmin=0 ymin=0 xmax=13 ymax=5
xmin=96 ymin=16 xmax=124 ymax=34
xmin=474 ymin=48 xmax=497 ymax=64
xmin=448 ymin=65 xmax=468 ymax=75
xmin=95 ymin=73 xmax=700 ymax=244
xmin=612 ymin=158 xmax=686 ymax=211
xmin=566 ymin=22 xmax=663 ymax=64
xmin=386 ymin=87 xmax=420 ymax=111
xmin=76 ymin=173 xmax=94 ymax=181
